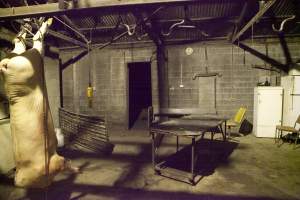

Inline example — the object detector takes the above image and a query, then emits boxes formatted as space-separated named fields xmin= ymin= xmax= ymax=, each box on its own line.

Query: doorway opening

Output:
xmin=128 ymin=62 xmax=152 ymax=129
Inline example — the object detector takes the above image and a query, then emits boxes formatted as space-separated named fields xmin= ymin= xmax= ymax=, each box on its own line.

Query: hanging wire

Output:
xmin=251 ymin=23 xmax=254 ymax=48
xmin=89 ymin=29 xmax=92 ymax=87
xmin=231 ymin=45 xmax=234 ymax=100
xmin=180 ymin=63 xmax=183 ymax=87
xmin=204 ymin=45 xmax=208 ymax=71
xmin=243 ymin=49 xmax=246 ymax=67
xmin=264 ymin=40 xmax=268 ymax=67
xmin=237 ymin=38 xmax=240 ymax=54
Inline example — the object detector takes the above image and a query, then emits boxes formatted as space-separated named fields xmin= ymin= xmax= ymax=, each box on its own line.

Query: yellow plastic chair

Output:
xmin=275 ymin=115 xmax=300 ymax=148
xmin=226 ymin=107 xmax=247 ymax=138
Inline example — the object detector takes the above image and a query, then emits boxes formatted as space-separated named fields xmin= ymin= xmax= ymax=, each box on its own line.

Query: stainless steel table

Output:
xmin=150 ymin=117 xmax=227 ymax=185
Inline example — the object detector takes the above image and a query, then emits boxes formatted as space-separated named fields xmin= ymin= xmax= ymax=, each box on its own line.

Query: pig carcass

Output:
xmin=0 ymin=48 xmax=74 ymax=188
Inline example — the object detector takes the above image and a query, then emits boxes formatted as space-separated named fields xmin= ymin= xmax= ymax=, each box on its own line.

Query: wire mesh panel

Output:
xmin=59 ymin=108 xmax=113 ymax=155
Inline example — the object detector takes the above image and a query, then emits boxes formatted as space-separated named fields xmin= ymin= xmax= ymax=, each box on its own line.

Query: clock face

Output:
xmin=185 ymin=47 xmax=193 ymax=55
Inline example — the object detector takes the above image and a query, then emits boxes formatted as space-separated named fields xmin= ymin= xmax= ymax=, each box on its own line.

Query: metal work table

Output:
xmin=149 ymin=116 xmax=227 ymax=185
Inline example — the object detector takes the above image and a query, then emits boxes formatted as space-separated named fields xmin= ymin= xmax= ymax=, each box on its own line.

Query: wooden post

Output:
xmin=157 ymin=44 xmax=169 ymax=109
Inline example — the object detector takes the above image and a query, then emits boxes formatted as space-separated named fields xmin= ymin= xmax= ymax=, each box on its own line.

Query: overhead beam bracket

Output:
xmin=235 ymin=42 xmax=288 ymax=73
xmin=61 ymin=50 xmax=88 ymax=70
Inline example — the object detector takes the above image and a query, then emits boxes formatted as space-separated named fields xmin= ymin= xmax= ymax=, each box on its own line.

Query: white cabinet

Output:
xmin=253 ymin=87 xmax=283 ymax=138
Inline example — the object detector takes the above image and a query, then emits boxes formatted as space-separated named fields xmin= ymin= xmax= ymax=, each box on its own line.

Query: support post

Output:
xmin=157 ymin=44 xmax=169 ymax=108
xmin=278 ymin=32 xmax=292 ymax=66
xmin=133 ymin=11 xmax=163 ymax=46
xmin=59 ymin=59 xmax=63 ymax=107
xmin=230 ymin=1 xmax=250 ymax=41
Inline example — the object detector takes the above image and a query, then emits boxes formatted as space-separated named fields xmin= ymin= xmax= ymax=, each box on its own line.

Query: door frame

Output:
xmin=126 ymin=61 xmax=152 ymax=129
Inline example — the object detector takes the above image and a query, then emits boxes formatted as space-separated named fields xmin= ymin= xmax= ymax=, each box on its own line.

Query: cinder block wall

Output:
xmin=60 ymin=39 xmax=300 ymax=128
xmin=44 ymin=57 xmax=60 ymax=128
xmin=60 ymin=45 xmax=158 ymax=128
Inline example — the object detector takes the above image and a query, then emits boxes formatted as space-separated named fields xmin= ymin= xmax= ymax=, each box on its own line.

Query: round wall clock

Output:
xmin=185 ymin=47 xmax=193 ymax=55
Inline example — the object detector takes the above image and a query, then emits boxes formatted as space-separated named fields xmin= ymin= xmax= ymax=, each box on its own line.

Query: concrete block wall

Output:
xmin=44 ymin=57 xmax=60 ymax=128
xmin=166 ymin=39 xmax=300 ymax=122
xmin=60 ymin=39 xmax=300 ymax=128
xmin=60 ymin=45 xmax=157 ymax=128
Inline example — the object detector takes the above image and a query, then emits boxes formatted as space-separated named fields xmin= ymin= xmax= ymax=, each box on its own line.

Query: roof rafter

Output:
xmin=231 ymin=0 xmax=277 ymax=43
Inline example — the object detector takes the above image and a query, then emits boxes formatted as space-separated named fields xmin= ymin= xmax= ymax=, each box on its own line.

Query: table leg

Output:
xmin=224 ymin=120 xmax=227 ymax=141
xmin=191 ymin=137 xmax=195 ymax=179
xmin=151 ymin=132 xmax=156 ymax=168
xmin=176 ymin=136 xmax=179 ymax=152
xmin=219 ymin=124 xmax=225 ymax=141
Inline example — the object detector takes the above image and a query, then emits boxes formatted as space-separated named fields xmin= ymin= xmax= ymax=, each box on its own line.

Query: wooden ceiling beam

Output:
xmin=0 ymin=0 xmax=197 ymax=20
xmin=230 ymin=0 xmax=250 ymax=41
xmin=231 ymin=0 xmax=277 ymax=43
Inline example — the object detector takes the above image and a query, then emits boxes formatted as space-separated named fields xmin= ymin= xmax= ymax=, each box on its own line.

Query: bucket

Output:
xmin=55 ymin=128 xmax=64 ymax=147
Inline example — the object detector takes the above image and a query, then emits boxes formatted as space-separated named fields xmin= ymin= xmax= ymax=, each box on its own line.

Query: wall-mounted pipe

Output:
xmin=192 ymin=72 xmax=221 ymax=80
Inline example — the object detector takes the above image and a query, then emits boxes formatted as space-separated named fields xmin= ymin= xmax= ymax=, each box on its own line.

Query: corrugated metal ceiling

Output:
xmin=0 ymin=0 xmax=299 ymax=48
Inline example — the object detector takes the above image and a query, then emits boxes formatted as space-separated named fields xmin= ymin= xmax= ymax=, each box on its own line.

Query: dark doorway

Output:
xmin=128 ymin=62 xmax=152 ymax=129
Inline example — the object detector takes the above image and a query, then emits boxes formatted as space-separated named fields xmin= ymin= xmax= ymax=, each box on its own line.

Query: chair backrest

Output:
xmin=148 ymin=106 xmax=154 ymax=128
xmin=294 ymin=114 xmax=300 ymax=129
xmin=233 ymin=107 xmax=247 ymax=124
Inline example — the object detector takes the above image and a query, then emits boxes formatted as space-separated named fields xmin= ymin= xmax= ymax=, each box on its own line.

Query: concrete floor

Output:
xmin=1 ymin=119 xmax=300 ymax=200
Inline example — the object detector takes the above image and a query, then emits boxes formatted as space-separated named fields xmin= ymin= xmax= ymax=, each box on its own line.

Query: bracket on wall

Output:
xmin=252 ymin=65 xmax=281 ymax=73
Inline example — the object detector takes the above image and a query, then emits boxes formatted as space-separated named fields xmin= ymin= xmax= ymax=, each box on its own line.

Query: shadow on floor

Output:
xmin=22 ymin=177 xmax=282 ymax=200
xmin=1 ymin=139 xmax=294 ymax=200
xmin=159 ymin=139 xmax=238 ymax=177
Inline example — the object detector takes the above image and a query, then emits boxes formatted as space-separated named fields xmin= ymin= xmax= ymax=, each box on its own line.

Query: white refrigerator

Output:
xmin=253 ymin=87 xmax=283 ymax=138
